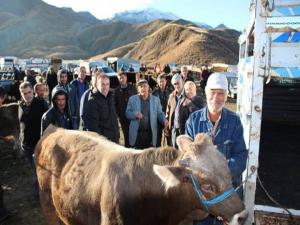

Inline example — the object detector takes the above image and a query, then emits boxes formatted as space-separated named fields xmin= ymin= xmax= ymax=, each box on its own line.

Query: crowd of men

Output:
xmin=0 ymin=64 xmax=247 ymax=225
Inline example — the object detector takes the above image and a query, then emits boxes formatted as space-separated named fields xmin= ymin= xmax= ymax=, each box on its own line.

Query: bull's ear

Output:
xmin=153 ymin=165 xmax=189 ymax=192
xmin=176 ymin=135 xmax=193 ymax=152
xmin=194 ymin=133 xmax=212 ymax=146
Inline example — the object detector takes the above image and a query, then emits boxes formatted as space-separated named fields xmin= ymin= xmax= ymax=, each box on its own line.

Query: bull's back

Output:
xmin=36 ymin=126 xmax=119 ymax=224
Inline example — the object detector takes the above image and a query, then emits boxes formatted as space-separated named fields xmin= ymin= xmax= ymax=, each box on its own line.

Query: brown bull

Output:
xmin=0 ymin=103 xmax=20 ymax=155
xmin=36 ymin=125 xmax=247 ymax=225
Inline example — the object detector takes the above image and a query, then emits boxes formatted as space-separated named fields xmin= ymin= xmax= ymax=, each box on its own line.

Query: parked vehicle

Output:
xmin=237 ymin=1 xmax=300 ymax=224
xmin=107 ymin=57 xmax=140 ymax=73
xmin=0 ymin=56 xmax=16 ymax=92
xmin=89 ymin=60 xmax=107 ymax=72
xmin=99 ymin=66 xmax=117 ymax=77
xmin=224 ymin=72 xmax=238 ymax=99
xmin=79 ymin=60 xmax=107 ymax=76
xmin=99 ymin=66 xmax=119 ymax=88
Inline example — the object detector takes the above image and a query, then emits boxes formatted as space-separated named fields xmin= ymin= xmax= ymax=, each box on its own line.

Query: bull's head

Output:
xmin=153 ymin=133 xmax=248 ymax=224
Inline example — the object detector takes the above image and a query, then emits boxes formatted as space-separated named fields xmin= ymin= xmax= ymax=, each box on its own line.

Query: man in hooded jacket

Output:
xmin=41 ymin=86 xmax=73 ymax=134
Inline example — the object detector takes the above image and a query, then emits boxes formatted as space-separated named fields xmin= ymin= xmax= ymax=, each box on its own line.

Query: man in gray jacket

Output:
xmin=126 ymin=79 xmax=168 ymax=149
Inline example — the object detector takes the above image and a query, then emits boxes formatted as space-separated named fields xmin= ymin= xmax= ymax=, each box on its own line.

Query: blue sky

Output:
xmin=42 ymin=0 xmax=251 ymax=31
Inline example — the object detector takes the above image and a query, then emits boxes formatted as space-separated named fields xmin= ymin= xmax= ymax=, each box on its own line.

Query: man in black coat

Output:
xmin=114 ymin=72 xmax=136 ymax=147
xmin=46 ymin=66 xmax=58 ymax=102
xmin=19 ymin=82 xmax=48 ymax=203
xmin=86 ymin=74 xmax=119 ymax=143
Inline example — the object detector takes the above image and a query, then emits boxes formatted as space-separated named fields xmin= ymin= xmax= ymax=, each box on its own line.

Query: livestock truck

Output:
xmin=237 ymin=0 xmax=300 ymax=224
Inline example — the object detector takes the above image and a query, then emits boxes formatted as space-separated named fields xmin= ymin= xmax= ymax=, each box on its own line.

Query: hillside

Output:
xmin=0 ymin=0 xmax=241 ymax=65
xmin=94 ymin=23 xmax=240 ymax=66
xmin=0 ymin=0 xmax=99 ymax=58
xmin=77 ymin=19 xmax=170 ymax=56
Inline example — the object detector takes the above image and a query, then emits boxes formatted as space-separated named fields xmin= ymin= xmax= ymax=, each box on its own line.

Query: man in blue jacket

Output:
xmin=55 ymin=69 xmax=79 ymax=129
xmin=185 ymin=72 xmax=247 ymax=225
xmin=126 ymin=79 xmax=168 ymax=149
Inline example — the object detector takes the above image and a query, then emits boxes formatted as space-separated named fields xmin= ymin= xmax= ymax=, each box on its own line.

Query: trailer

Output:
xmin=237 ymin=0 xmax=300 ymax=224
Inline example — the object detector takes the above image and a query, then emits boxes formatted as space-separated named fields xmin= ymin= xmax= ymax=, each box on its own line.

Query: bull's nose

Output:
xmin=228 ymin=209 xmax=248 ymax=225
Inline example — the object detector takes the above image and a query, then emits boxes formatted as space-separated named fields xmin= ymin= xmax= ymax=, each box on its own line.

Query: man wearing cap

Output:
xmin=185 ymin=73 xmax=247 ymax=225
xmin=126 ymin=79 xmax=168 ymax=149
xmin=165 ymin=73 xmax=185 ymax=147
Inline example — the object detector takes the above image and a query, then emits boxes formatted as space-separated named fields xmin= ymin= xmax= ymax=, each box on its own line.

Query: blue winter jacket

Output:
xmin=185 ymin=106 xmax=247 ymax=187
xmin=126 ymin=95 xmax=166 ymax=147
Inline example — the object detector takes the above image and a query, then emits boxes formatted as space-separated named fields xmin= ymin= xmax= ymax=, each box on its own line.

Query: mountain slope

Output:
xmin=0 ymin=0 xmax=240 ymax=65
xmin=0 ymin=0 xmax=99 ymax=58
xmin=124 ymin=23 xmax=240 ymax=65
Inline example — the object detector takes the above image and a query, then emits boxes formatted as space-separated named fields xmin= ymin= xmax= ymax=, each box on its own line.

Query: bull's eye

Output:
xmin=202 ymin=183 xmax=214 ymax=193
xmin=182 ymin=175 xmax=189 ymax=183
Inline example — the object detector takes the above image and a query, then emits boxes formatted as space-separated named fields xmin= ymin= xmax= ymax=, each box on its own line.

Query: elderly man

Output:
xmin=180 ymin=65 xmax=194 ymax=82
xmin=179 ymin=81 xmax=205 ymax=134
xmin=166 ymin=73 xmax=185 ymax=147
xmin=185 ymin=73 xmax=247 ymax=225
xmin=126 ymin=79 xmax=168 ymax=149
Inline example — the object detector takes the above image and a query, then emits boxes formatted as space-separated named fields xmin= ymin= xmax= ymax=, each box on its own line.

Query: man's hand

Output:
xmin=135 ymin=112 xmax=143 ymax=120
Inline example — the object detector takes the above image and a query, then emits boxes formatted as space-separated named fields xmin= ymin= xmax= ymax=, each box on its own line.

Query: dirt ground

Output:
xmin=0 ymin=100 xmax=237 ymax=225
xmin=0 ymin=141 xmax=46 ymax=225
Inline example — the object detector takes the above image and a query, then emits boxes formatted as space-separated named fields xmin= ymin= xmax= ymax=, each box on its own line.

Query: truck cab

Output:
xmin=237 ymin=0 xmax=300 ymax=224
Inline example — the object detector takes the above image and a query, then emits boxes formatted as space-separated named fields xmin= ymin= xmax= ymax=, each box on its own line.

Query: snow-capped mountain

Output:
xmin=111 ymin=8 xmax=179 ymax=24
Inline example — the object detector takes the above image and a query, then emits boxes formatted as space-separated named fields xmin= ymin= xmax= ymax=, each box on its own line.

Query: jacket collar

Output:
xmin=201 ymin=106 xmax=228 ymax=124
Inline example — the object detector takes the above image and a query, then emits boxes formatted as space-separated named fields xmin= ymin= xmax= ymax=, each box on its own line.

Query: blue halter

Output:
xmin=189 ymin=173 xmax=235 ymax=211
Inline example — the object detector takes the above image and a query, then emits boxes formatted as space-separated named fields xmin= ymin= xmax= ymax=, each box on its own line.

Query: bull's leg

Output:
xmin=40 ymin=190 xmax=65 ymax=225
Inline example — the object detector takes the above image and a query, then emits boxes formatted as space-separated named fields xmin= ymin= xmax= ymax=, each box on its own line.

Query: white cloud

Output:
xmin=43 ymin=0 xmax=154 ymax=19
